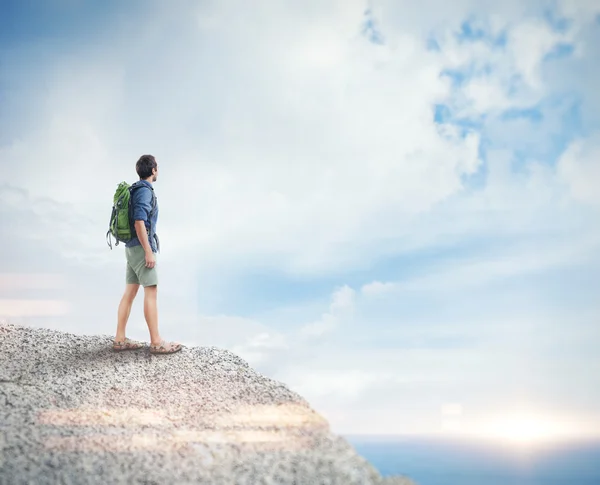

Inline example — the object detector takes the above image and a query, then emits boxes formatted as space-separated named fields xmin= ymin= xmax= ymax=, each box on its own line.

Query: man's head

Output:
xmin=136 ymin=154 xmax=158 ymax=183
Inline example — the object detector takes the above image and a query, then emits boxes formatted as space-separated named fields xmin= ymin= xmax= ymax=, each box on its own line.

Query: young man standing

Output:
xmin=112 ymin=154 xmax=182 ymax=354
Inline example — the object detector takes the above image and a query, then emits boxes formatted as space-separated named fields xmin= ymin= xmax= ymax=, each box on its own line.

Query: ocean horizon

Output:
xmin=343 ymin=435 xmax=600 ymax=485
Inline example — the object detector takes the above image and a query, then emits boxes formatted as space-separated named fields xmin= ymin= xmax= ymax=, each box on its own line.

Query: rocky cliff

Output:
xmin=0 ymin=321 xmax=415 ymax=485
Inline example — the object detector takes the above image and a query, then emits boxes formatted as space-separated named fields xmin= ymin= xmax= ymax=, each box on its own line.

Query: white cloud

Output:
xmin=0 ymin=273 xmax=67 ymax=291
xmin=360 ymin=281 xmax=397 ymax=297
xmin=558 ymin=0 xmax=600 ymax=26
xmin=285 ymin=369 xmax=394 ymax=401
xmin=557 ymin=136 xmax=600 ymax=207
xmin=299 ymin=285 xmax=355 ymax=337
xmin=0 ymin=299 xmax=71 ymax=318
xmin=230 ymin=332 xmax=290 ymax=367
xmin=508 ymin=19 xmax=569 ymax=90
xmin=384 ymin=236 xmax=599 ymax=294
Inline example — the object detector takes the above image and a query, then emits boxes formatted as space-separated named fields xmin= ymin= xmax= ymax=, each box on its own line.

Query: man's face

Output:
xmin=152 ymin=162 xmax=158 ymax=182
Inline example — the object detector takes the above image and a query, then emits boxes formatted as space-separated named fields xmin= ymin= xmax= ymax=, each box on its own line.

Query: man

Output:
xmin=112 ymin=154 xmax=182 ymax=355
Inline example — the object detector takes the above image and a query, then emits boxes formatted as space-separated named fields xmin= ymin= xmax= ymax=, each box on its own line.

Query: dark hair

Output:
xmin=136 ymin=154 xmax=157 ymax=179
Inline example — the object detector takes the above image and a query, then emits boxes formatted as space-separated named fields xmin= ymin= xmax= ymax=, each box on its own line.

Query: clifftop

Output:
xmin=0 ymin=321 xmax=415 ymax=485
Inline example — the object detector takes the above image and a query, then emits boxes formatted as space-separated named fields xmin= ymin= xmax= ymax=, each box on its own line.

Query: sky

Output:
xmin=1 ymin=0 xmax=599 ymax=445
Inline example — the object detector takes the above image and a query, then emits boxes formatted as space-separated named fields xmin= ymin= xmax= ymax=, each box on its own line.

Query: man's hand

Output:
xmin=145 ymin=250 xmax=156 ymax=269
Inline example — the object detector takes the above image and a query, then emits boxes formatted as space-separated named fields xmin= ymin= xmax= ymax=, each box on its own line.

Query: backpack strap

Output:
xmin=149 ymin=189 xmax=160 ymax=253
xmin=127 ymin=185 xmax=137 ymax=240
xmin=106 ymin=205 xmax=117 ymax=249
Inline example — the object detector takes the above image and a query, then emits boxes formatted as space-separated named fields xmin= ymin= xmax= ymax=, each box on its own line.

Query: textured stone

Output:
xmin=0 ymin=321 xmax=416 ymax=485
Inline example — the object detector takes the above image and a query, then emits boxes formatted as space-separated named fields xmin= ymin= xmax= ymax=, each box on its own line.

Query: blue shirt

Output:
xmin=125 ymin=180 xmax=159 ymax=253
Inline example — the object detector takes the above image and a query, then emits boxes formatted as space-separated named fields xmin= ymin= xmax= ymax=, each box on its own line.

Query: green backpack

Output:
xmin=106 ymin=181 xmax=157 ymax=250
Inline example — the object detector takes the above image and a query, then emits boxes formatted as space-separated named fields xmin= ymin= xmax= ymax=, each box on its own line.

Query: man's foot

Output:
xmin=149 ymin=339 xmax=182 ymax=355
xmin=113 ymin=337 xmax=146 ymax=351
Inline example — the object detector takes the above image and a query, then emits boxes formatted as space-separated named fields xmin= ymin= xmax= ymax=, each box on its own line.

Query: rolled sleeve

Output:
xmin=132 ymin=187 xmax=152 ymax=223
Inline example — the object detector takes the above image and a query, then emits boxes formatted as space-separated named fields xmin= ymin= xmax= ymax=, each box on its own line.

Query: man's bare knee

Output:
xmin=124 ymin=284 xmax=140 ymax=301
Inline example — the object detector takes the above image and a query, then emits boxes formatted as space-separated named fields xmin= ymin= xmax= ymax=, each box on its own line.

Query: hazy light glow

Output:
xmin=461 ymin=412 xmax=592 ymax=448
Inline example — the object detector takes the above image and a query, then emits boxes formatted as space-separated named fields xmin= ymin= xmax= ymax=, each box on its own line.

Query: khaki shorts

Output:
xmin=125 ymin=245 xmax=158 ymax=287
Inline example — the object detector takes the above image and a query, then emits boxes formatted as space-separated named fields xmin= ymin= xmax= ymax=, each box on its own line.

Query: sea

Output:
xmin=343 ymin=435 xmax=600 ymax=485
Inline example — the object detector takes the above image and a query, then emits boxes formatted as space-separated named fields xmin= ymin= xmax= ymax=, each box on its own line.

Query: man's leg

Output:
xmin=143 ymin=285 xmax=162 ymax=345
xmin=133 ymin=248 xmax=180 ymax=352
xmin=115 ymin=283 xmax=140 ymax=340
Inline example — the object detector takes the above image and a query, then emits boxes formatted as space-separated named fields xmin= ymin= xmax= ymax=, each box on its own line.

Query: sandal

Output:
xmin=113 ymin=337 xmax=146 ymax=351
xmin=149 ymin=340 xmax=182 ymax=355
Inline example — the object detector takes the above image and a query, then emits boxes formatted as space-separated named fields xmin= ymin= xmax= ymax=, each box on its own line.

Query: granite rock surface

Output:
xmin=0 ymin=321 xmax=416 ymax=485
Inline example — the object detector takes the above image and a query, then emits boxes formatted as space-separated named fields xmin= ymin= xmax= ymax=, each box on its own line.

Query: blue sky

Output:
xmin=1 ymin=0 xmax=599 ymax=444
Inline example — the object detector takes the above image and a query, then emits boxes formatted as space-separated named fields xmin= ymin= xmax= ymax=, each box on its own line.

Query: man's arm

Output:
xmin=134 ymin=220 xmax=155 ymax=268
xmin=131 ymin=187 xmax=155 ymax=268
xmin=134 ymin=220 xmax=153 ymax=253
